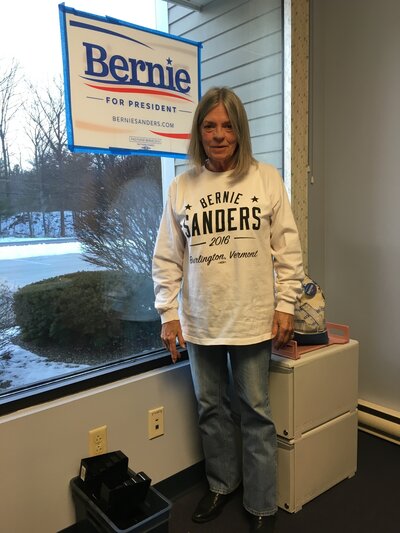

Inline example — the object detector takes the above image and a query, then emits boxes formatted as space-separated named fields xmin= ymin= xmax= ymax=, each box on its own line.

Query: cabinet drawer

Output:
xmin=277 ymin=410 xmax=358 ymax=513
xmin=270 ymin=340 xmax=359 ymax=439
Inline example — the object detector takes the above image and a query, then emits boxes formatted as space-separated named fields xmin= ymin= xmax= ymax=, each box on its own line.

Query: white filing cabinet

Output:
xmin=270 ymin=340 xmax=359 ymax=512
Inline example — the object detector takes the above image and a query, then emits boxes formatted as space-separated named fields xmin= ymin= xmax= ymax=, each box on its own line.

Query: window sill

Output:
xmin=0 ymin=349 xmax=188 ymax=416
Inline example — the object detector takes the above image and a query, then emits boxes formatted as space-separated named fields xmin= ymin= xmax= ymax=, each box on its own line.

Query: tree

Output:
xmin=25 ymin=77 xmax=68 ymax=235
xmin=74 ymin=156 xmax=163 ymax=277
xmin=27 ymin=77 xmax=67 ymax=168
xmin=25 ymin=98 xmax=52 ymax=173
xmin=0 ymin=59 xmax=21 ymax=183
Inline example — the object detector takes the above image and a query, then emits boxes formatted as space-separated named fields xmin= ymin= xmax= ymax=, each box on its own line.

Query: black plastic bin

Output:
xmin=70 ymin=476 xmax=171 ymax=533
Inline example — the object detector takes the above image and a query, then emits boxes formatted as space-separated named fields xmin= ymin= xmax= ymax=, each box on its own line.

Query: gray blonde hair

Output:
xmin=188 ymin=87 xmax=256 ymax=179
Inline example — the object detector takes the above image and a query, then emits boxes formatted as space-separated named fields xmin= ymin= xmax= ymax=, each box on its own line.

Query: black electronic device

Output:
xmin=76 ymin=450 xmax=152 ymax=524
xmin=79 ymin=451 xmax=129 ymax=496
xmin=99 ymin=471 xmax=151 ymax=519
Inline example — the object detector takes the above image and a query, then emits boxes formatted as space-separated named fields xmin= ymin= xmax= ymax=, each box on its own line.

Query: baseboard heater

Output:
xmin=358 ymin=399 xmax=400 ymax=445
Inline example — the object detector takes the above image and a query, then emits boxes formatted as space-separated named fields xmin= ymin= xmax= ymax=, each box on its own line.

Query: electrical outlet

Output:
xmin=148 ymin=407 xmax=164 ymax=439
xmin=88 ymin=425 xmax=108 ymax=456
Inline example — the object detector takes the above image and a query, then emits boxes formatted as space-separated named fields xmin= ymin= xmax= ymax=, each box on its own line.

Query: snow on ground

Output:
xmin=0 ymin=330 xmax=89 ymax=389
xmin=0 ymin=240 xmax=81 ymax=260
xmin=0 ymin=240 xmax=90 ymax=391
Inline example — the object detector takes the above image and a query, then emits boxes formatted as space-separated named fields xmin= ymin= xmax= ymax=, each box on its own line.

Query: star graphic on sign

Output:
xmin=167 ymin=57 xmax=173 ymax=65
xmin=251 ymin=196 xmax=259 ymax=202
xmin=185 ymin=204 xmax=192 ymax=210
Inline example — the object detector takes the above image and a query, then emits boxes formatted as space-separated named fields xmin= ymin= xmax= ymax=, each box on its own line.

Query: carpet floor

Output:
xmin=166 ymin=431 xmax=399 ymax=533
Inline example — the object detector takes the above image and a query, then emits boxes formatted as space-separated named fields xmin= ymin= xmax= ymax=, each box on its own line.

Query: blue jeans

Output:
xmin=187 ymin=341 xmax=277 ymax=516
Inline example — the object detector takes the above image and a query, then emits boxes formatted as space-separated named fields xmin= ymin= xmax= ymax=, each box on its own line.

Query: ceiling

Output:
xmin=162 ymin=0 xmax=214 ymax=11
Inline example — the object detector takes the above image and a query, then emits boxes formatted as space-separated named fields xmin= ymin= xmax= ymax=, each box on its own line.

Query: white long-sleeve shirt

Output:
xmin=152 ymin=162 xmax=304 ymax=346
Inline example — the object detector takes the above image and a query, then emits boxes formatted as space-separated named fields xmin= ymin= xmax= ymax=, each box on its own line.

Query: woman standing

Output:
xmin=152 ymin=87 xmax=304 ymax=532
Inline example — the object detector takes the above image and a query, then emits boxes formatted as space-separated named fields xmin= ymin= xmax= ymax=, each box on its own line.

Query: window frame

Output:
xmin=0 ymin=349 xmax=189 ymax=416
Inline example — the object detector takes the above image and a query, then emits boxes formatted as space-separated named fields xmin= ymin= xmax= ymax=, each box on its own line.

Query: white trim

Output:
xmin=161 ymin=157 xmax=176 ymax=199
xmin=358 ymin=399 xmax=400 ymax=445
xmin=155 ymin=0 xmax=177 ymax=199
xmin=155 ymin=0 xmax=169 ymax=31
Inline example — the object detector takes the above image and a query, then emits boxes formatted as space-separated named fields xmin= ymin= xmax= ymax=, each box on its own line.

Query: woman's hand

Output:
xmin=272 ymin=310 xmax=294 ymax=349
xmin=161 ymin=320 xmax=186 ymax=363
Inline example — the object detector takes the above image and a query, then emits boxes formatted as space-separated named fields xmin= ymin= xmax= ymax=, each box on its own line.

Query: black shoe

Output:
xmin=248 ymin=513 xmax=277 ymax=532
xmin=192 ymin=490 xmax=231 ymax=523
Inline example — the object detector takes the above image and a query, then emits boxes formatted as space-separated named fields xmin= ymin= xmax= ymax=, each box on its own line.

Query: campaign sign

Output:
xmin=59 ymin=4 xmax=202 ymax=158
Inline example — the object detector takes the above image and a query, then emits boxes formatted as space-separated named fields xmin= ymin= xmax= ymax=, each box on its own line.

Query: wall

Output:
xmin=0 ymin=362 xmax=202 ymax=532
xmin=168 ymin=0 xmax=284 ymax=175
xmin=289 ymin=0 xmax=310 ymax=268
xmin=310 ymin=0 xmax=400 ymax=412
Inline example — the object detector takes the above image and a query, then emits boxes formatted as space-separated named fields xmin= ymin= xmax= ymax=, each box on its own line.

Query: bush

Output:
xmin=0 ymin=281 xmax=15 ymax=356
xmin=13 ymin=270 xmax=159 ymax=351
xmin=0 ymin=282 xmax=15 ymax=330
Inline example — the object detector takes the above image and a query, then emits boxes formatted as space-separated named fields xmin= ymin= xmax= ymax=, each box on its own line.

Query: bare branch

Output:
xmin=0 ymin=58 xmax=22 ymax=178
xmin=74 ymin=158 xmax=163 ymax=278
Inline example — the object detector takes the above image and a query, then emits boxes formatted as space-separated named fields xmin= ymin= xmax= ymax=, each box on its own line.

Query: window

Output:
xmin=0 ymin=0 xmax=168 ymax=409
xmin=0 ymin=0 xmax=285 ymax=412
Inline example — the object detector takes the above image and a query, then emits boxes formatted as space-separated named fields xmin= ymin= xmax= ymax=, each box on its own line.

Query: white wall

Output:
xmin=0 ymin=362 xmax=202 ymax=532
xmin=310 ymin=0 xmax=400 ymax=412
